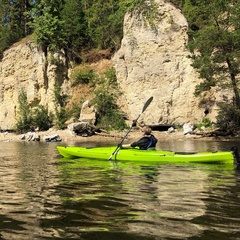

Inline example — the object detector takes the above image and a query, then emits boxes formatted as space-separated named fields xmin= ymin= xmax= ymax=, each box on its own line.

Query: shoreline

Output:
xmin=0 ymin=128 xmax=237 ymax=144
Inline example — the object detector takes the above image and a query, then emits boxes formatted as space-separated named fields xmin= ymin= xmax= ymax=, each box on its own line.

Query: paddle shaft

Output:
xmin=108 ymin=96 xmax=153 ymax=160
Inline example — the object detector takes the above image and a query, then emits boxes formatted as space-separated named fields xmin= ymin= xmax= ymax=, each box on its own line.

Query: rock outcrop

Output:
xmin=79 ymin=100 xmax=96 ymax=125
xmin=0 ymin=38 xmax=71 ymax=130
xmin=113 ymin=0 xmax=212 ymax=125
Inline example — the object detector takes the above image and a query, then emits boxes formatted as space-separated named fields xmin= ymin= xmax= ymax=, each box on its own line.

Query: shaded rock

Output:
xmin=43 ymin=134 xmax=62 ymax=142
xmin=68 ymin=121 xmax=96 ymax=137
xmin=20 ymin=132 xmax=40 ymax=141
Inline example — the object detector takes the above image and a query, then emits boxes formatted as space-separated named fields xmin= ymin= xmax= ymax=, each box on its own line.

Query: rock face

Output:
xmin=0 ymin=1 xmax=224 ymax=130
xmin=113 ymin=0 xmax=206 ymax=125
xmin=0 ymin=38 xmax=71 ymax=130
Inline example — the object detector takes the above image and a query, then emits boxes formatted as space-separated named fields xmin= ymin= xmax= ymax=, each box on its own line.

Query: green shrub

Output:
xmin=15 ymin=90 xmax=33 ymax=133
xmin=89 ymin=67 xmax=127 ymax=130
xmin=71 ymin=68 xmax=95 ymax=87
xmin=92 ymin=88 xmax=127 ymax=131
xmin=32 ymin=105 xmax=53 ymax=131
xmin=216 ymin=104 xmax=240 ymax=132
xmin=104 ymin=67 xmax=117 ymax=85
xmin=69 ymin=102 xmax=82 ymax=119
xmin=15 ymin=90 xmax=54 ymax=132
xmin=54 ymin=107 xmax=70 ymax=130
xmin=53 ymin=83 xmax=69 ymax=107
xmin=98 ymin=112 xmax=127 ymax=131
xmin=53 ymin=82 xmax=71 ymax=129
xmin=195 ymin=117 xmax=212 ymax=130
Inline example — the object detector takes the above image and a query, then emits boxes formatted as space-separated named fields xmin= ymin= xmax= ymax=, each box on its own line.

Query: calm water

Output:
xmin=0 ymin=140 xmax=240 ymax=240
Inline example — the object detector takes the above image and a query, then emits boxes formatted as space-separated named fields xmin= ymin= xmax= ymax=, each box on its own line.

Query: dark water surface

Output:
xmin=0 ymin=140 xmax=240 ymax=240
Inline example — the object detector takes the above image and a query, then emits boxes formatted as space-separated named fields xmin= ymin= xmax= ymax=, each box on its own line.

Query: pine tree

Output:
xmin=32 ymin=0 xmax=66 ymax=51
xmin=0 ymin=0 xmax=33 ymax=57
xmin=61 ymin=0 xmax=87 ymax=59
xmin=81 ymin=0 xmax=124 ymax=49
xmin=183 ymin=0 xmax=240 ymax=108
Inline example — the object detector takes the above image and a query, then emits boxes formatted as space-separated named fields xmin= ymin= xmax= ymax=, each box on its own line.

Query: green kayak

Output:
xmin=56 ymin=146 xmax=239 ymax=164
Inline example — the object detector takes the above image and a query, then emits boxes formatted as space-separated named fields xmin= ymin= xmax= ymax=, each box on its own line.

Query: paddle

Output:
xmin=108 ymin=96 xmax=153 ymax=160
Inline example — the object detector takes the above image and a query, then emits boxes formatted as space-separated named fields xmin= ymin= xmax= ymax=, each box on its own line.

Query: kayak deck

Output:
xmin=56 ymin=146 xmax=236 ymax=164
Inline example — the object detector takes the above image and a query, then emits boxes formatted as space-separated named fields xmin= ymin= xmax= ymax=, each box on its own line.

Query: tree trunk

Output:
xmin=24 ymin=0 xmax=30 ymax=35
xmin=226 ymin=57 xmax=240 ymax=108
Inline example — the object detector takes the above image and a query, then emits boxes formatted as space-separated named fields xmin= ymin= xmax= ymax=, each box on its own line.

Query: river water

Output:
xmin=0 ymin=140 xmax=240 ymax=240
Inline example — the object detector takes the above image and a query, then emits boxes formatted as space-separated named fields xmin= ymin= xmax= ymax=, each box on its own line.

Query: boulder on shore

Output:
xmin=20 ymin=132 xmax=40 ymax=141
xmin=43 ymin=134 xmax=62 ymax=142
xmin=67 ymin=121 xmax=97 ymax=137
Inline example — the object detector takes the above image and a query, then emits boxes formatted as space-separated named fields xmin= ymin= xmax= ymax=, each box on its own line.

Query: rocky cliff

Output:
xmin=0 ymin=37 xmax=71 ymax=130
xmin=113 ymin=0 xmax=206 ymax=126
xmin=0 ymin=0 xmax=221 ymax=130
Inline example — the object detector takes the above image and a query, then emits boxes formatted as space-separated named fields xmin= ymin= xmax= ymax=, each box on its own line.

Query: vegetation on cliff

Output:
xmin=15 ymin=67 xmax=127 ymax=133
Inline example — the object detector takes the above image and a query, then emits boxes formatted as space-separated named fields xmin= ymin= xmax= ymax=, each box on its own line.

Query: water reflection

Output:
xmin=51 ymin=158 xmax=238 ymax=239
xmin=0 ymin=142 xmax=61 ymax=239
xmin=0 ymin=141 xmax=240 ymax=239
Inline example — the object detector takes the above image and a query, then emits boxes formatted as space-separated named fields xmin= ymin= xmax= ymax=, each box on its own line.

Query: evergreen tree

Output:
xmin=61 ymin=0 xmax=87 ymax=60
xmin=81 ymin=0 xmax=125 ymax=49
xmin=0 ymin=0 xmax=34 ymax=57
xmin=32 ymin=0 xmax=66 ymax=51
xmin=183 ymin=0 xmax=240 ymax=108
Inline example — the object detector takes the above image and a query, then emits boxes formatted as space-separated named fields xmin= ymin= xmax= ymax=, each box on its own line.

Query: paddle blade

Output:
xmin=142 ymin=96 xmax=153 ymax=113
